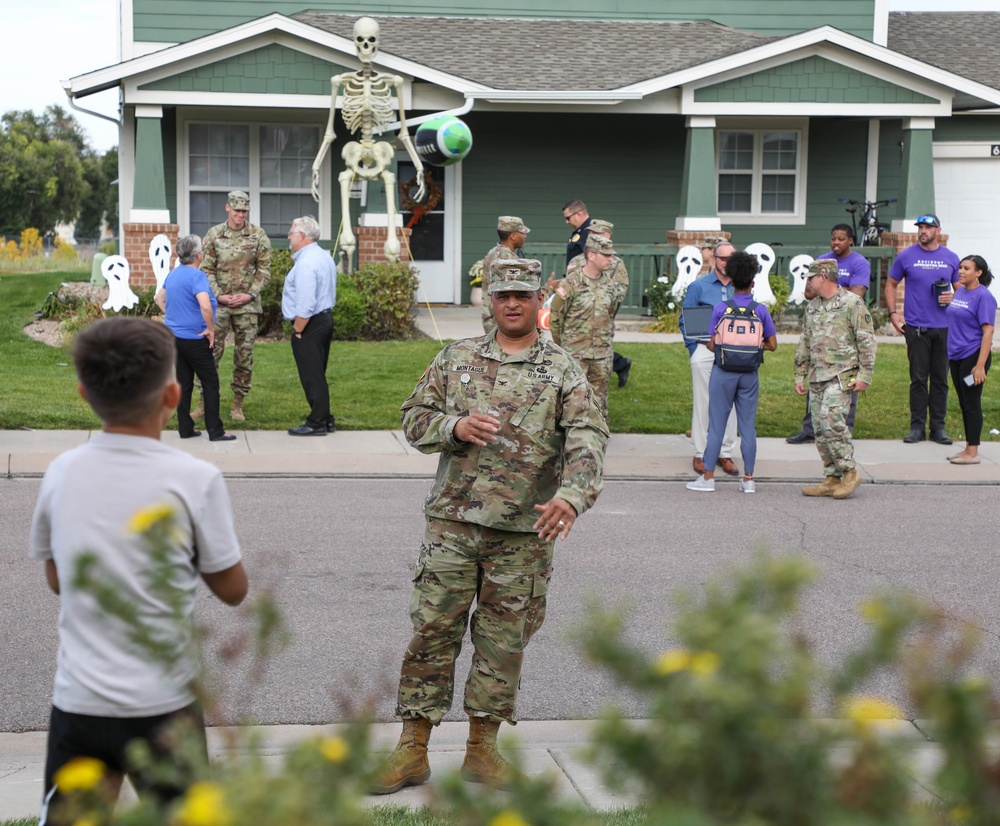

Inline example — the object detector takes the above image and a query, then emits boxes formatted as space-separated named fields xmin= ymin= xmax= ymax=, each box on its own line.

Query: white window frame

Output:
xmin=716 ymin=119 xmax=809 ymax=225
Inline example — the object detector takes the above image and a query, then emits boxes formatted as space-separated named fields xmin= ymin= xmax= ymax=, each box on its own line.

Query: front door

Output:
xmin=397 ymin=158 xmax=460 ymax=303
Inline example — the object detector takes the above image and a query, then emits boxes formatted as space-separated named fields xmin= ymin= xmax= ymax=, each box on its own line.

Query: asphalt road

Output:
xmin=3 ymin=477 xmax=996 ymax=732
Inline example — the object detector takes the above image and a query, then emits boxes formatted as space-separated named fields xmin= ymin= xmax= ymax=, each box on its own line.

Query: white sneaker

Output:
xmin=739 ymin=479 xmax=756 ymax=494
xmin=686 ymin=475 xmax=715 ymax=492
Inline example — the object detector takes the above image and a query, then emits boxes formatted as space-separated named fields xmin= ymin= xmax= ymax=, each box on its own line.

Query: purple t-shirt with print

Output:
xmin=946 ymin=285 xmax=998 ymax=360
xmin=816 ymin=250 xmax=871 ymax=292
xmin=888 ymin=244 xmax=960 ymax=328
xmin=710 ymin=294 xmax=777 ymax=341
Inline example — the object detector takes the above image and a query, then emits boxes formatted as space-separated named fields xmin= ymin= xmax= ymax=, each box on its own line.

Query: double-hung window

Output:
xmin=717 ymin=127 xmax=805 ymax=223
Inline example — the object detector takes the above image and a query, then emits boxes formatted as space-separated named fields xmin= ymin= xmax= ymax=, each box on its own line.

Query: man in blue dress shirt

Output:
xmin=282 ymin=216 xmax=337 ymax=436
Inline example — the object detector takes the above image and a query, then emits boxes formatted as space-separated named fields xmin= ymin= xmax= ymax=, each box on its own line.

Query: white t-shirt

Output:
xmin=30 ymin=432 xmax=242 ymax=717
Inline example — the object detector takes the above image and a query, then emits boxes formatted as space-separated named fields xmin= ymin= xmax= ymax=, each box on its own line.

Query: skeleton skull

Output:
xmin=788 ymin=254 xmax=814 ymax=305
xmin=353 ymin=17 xmax=379 ymax=63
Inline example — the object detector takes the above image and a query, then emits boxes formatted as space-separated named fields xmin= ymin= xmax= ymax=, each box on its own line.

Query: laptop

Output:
xmin=681 ymin=305 xmax=714 ymax=342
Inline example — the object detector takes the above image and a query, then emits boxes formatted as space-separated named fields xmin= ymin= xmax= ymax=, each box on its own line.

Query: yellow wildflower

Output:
xmin=690 ymin=651 xmax=721 ymax=676
xmin=654 ymin=649 xmax=691 ymax=675
xmin=73 ymin=819 xmax=98 ymax=826
xmin=54 ymin=757 xmax=105 ymax=792
xmin=127 ymin=502 xmax=176 ymax=535
xmin=490 ymin=811 xmax=530 ymax=826
xmin=320 ymin=736 xmax=349 ymax=763
xmin=842 ymin=695 xmax=904 ymax=725
xmin=860 ymin=599 xmax=884 ymax=621
xmin=176 ymin=782 xmax=232 ymax=826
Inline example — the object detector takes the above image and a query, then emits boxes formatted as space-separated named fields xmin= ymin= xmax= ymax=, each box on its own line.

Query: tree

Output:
xmin=0 ymin=105 xmax=89 ymax=238
xmin=77 ymin=147 xmax=118 ymax=241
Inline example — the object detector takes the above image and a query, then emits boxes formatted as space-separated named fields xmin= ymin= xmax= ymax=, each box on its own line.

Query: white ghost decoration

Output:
xmin=149 ymin=234 xmax=173 ymax=293
xmin=671 ymin=245 xmax=703 ymax=300
xmin=788 ymin=254 xmax=814 ymax=305
xmin=100 ymin=255 xmax=139 ymax=312
xmin=746 ymin=242 xmax=777 ymax=306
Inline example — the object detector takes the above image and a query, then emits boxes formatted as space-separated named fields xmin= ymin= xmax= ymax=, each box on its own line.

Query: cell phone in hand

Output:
xmin=964 ymin=374 xmax=975 ymax=387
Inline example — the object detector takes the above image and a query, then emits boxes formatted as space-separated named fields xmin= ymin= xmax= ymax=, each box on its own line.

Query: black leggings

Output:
xmin=949 ymin=351 xmax=992 ymax=446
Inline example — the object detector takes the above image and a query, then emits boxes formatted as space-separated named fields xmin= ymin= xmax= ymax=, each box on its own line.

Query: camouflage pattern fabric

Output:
xmin=808 ymin=379 xmax=855 ymax=476
xmin=479 ymin=244 xmax=519 ymax=334
xmin=576 ymin=355 xmax=614 ymax=419
xmin=396 ymin=517 xmax=552 ymax=723
xmin=213 ymin=309 xmax=259 ymax=398
xmin=565 ymin=252 xmax=629 ymax=289
xmin=201 ymin=222 xmax=272 ymax=315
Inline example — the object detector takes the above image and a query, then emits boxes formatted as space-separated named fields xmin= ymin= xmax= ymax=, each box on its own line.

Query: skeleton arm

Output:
xmin=393 ymin=76 xmax=426 ymax=202
xmin=312 ymin=75 xmax=344 ymax=202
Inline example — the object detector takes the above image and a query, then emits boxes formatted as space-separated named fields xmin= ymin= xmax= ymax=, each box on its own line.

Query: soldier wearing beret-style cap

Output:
xmin=479 ymin=216 xmax=530 ymax=334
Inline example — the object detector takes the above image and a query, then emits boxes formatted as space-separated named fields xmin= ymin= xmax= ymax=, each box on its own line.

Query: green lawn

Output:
xmin=0 ymin=271 xmax=995 ymax=440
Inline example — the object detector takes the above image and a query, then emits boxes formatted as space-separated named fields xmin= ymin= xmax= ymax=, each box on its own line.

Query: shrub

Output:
xmin=345 ymin=261 xmax=420 ymax=341
xmin=332 ymin=279 xmax=366 ymax=340
xmin=769 ymin=272 xmax=791 ymax=319
xmin=259 ymin=249 xmax=291 ymax=336
xmin=99 ymin=240 xmax=118 ymax=256
xmin=53 ymin=236 xmax=79 ymax=264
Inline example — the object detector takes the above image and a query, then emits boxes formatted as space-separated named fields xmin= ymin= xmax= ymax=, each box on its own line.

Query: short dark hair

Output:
xmin=962 ymin=254 xmax=994 ymax=288
xmin=497 ymin=229 xmax=512 ymax=242
xmin=831 ymin=223 xmax=855 ymax=241
xmin=73 ymin=318 xmax=175 ymax=426
xmin=727 ymin=250 xmax=760 ymax=290
xmin=562 ymin=198 xmax=587 ymax=214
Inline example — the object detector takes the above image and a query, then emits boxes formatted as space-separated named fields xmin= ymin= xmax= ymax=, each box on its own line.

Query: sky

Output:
xmin=3 ymin=0 xmax=1000 ymax=154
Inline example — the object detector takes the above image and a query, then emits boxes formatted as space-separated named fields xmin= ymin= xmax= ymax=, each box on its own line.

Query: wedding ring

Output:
xmin=558 ymin=520 xmax=566 ymax=527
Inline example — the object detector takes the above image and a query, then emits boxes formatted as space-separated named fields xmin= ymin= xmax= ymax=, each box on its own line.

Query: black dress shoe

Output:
xmin=180 ymin=430 xmax=202 ymax=439
xmin=785 ymin=431 xmax=815 ymax=445
xmin=288 ymin=423 xmax=327 ymax=437
xmin=616 ymin=358 xmax=632 ymax=388
xmin=210 ymin=433 xmax=237 ymax=442
xmin=903 ymin=429 xmax=925 ymax=444
xmin=327 ymin=415 xmax=337 ymax=433
xmin=930 ymin=429 xmax=953 ymax=445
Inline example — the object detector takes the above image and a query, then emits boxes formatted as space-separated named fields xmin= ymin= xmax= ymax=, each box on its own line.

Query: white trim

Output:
xmin=127 ymin=90 xmax=346 ymax=110
xmin=133 ymin=104 xmax=162 ymax=119
xmin=120 ymin=0 xmax=133 ymax=61
xmin=129 ymin=208 xmax=171 ymax=223
xmin=873 ymin=0 xmax=889 ymax=48
xmin=933 ymin=142 xmax=1000 ymax=159
xmin=474 ymin=90 xmax=642 ymax=104
xmin=120 ymin=110 xmax=135 ymax=228
xmin=450 ymin=161 xmax=463 ymax=306
xmin=903 ymin=117 xmax=936 ymax=131
xmin=359 ymin=214 xmax=403 ymax=228
xmin=674 ymin=216 xmax=722 ymax=231
xmin=891 ymin=219 xmax=920 ymax=233
xmin=686 ymin=116 xmax=716 ymax=129
xmin=865 ymin=120 xmax=880 ymax=203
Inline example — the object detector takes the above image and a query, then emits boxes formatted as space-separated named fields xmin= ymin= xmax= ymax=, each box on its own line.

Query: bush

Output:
xmin=332 ymin=279 xmax=365 ymax=340
xmin=259 ymin=249 xmax=291 ymax=336
xmin=344 ymin=261 xmax=420 ymax=341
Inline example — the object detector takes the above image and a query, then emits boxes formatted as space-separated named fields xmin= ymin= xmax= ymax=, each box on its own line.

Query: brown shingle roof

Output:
xmin=888 ymin=12 xmax=1000 ymax=94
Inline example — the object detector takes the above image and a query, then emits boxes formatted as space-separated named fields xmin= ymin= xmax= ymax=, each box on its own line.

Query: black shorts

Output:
xmin=41 ymin=703 xmax=206 ymax=823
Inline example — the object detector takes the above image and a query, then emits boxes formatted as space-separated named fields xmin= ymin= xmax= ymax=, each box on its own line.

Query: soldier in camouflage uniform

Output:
xmin=479 ymin=216 xmax=529 ymax=334
xmin=372 ymin=258 xmax=608 ymax=796
xmin=548 ymin=234 xmax=625 ymax=418
xmin=195 ymin=191 xmax=272 ymax=422
xmin=794 ymin=259 xmax=877 ymax=500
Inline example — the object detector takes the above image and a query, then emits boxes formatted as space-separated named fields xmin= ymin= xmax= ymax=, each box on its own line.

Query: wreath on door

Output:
xmin=399 ymin=170 xmax=442 ymax=229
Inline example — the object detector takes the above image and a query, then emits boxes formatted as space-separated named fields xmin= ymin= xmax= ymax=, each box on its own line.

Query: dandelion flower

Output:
xmin=176 ymin=782 xmax=232 ymax=826
xmin=842 ymin=695 xmax=904 ymax=724
xmin=126 ymin=502 xmax=176 ymax=535
xmin=654 ymin=649 xmax=691 ymax=675
xmin=491 ymin=811 xmax=530 ymax=826
xmin=320 ymin=736 xmax=349 ymax=763
xmin=690 ymin=651 xmax=721 ymax=676
xmin=54 ymin=757 xmax=105 ymax=792
xmin=860 ymin=598 xmax=884 ymax=621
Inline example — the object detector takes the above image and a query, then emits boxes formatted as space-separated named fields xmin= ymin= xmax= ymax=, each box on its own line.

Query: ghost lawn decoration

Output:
xmin=100 ymin=255 xmax=139 ymax=312
xmin=311 ymin=17 xmax=425 ymax=263
xmin=788 ymin=255 xmax=815 ymax=305
xmin=149 ymin=235 xmax=173 ymax=293
xmin=671 ymin=246 xmax=702 ymax=300
xmin=745 ymin=242 xmax=777 ymax=306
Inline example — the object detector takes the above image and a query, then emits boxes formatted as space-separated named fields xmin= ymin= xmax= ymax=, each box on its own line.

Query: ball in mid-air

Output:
xmin=415 ymin=116 xmax=473 ymax=167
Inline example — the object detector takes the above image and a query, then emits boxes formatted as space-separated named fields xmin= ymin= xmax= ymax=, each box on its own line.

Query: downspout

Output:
xmin=62 ymin=83 xmax=122 ymax=130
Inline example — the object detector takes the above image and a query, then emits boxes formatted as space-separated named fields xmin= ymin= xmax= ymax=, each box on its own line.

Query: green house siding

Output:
xmin=139 ymin=45 xmax=349 ymax=95
xmin=694 ymin=57 xmax=938 ymax=106
xmin=133 ymin=0 xmax=876 ymax=44
xmin=933 ymin=115 xmax=1000 ymax=142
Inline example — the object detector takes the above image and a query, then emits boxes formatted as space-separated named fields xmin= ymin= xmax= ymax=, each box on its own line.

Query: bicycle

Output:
xmin=837 ymin=197 xmax=897 ymax=247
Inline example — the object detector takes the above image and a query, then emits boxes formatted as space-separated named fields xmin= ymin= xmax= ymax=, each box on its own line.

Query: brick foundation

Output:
xmin=123 ymin=223 xmax=180 ymax=288
xmin=354 ymin=225 xmax=413 ymax=268
xmin=664 ymin=230 xmax=732 ymax=247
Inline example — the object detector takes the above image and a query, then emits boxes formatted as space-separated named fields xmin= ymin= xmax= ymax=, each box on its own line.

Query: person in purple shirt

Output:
xmin=787 ymin=224 xmax=871 ymax=444
xmin=944 ymin=255 xmax=996 ymax=465
xmin=687 ymin=251 xmax=777 ymax=494
xmin=885 ymin=213 xmax=960 ymax=445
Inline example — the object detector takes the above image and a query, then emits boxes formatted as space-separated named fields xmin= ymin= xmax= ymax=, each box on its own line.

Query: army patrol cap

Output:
xmin=488 ymin=258 xmax=542 ymax=293
xmin=585 ymin=235 xmax=617 ymax=256
xmin=497 ymin=216 xmax=530 ymax=234
xmin=228 ymin=191 xmax=251 ymax=210
xmin=587 ymin=219 xmax=614 ymax=236
xmin=807 ymin=259 xmax=839 ymax=278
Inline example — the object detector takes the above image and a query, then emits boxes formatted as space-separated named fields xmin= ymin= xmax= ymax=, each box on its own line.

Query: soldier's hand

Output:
xmin=794 ymin=381 xmax=807 ymax=396
xmin=454 ymin=413 xmax=500 ymax=446
xmin=534 ymin=498 xmax=577 ymax=542
xmin=546 ymin=273 xmax=559 ymax=291
xmin=853 ymin=380 xmax=869 ymax=392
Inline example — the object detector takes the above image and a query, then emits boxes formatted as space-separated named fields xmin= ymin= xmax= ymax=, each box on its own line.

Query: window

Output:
xmin=187 ymin=123 xmax=320 ymax=238
xmin=717 ymin=129 xmax=802 ymax=220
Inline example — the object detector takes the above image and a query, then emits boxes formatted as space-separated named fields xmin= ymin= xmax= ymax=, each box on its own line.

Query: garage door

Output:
xmin=934 ymin=147 xmax=1000 ymax=301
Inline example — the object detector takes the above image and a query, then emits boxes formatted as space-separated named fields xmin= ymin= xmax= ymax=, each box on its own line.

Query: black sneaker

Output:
xmin=785 ymin=431 xmax=815 ymax=444
xmin=288 ymin=423 xmax=327 ymax=437
xmin=327 ymin=415 xmax=337 ymax=433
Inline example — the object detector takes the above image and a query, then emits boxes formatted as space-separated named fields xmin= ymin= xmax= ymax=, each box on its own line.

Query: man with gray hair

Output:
xmin=282 ymin=216 xmax=337 ymax=436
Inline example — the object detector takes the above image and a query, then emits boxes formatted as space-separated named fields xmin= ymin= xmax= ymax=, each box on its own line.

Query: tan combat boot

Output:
xmin=190 ymin=398 xmax=204 ymax=421
xmin=369 ymin=718 xmax=433 ymax=795
xmin=460 ymin=716 xmax=521 ymax=790
xmin=832 ymin=468 xmax=862 ymax=499
xmin=802 ymin=476 xmax=840 ymax=497
xmin=230 ymin=396 xmax=245 ymax=422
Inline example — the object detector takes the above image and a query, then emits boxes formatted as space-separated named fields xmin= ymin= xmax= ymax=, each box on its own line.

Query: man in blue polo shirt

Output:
xmin=885 ymin=213 xmax=959 ymax=445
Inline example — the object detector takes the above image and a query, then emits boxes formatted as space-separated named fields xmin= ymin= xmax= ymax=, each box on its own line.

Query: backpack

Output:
xmin=713 ymin=299 xmax=764 ymax=373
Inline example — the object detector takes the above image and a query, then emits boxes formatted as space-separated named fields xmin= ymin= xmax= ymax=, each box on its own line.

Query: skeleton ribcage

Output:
xmin=341 ymin=74 xmax=395 ymax=138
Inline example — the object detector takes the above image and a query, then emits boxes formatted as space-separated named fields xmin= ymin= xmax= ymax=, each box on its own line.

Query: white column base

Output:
xmin=674 ymin=216 xmax=722 ymax=232
xmin=129 ymin=209 xmax=171 ymax=223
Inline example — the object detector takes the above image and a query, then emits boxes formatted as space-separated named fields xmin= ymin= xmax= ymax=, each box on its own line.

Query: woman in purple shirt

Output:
xmin=944 ymin=255 xmax=996 ymax=465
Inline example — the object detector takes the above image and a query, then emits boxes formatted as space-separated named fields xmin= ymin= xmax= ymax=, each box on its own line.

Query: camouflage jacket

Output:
xmin=548 ymin=268 xmax=625 ymax=358
xmin=545 ymin=253 xmax=628 ymax=301
xmin=794 ymin=287 xmax=877 ymax=385
xmin=479 ymin=244 xmax=519 ymax=333
xmin=201 ymin=222 xmax=272 ymax=314
xmin=401 ymin=333 xmax=609 ymax=533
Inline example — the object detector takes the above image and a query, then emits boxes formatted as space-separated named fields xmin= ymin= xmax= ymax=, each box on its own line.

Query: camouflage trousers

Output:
xmin=396 ymin=517 xmax=553 ymax=724
xmin=196 ymin=309 xmax=259 ymax=399
xmin=809 ymin=378 xmax=855 ymax=476
xmin=574 ymin=354 xmax=613 ymax=420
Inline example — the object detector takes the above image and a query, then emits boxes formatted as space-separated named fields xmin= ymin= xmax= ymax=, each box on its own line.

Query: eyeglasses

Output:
xmin=563 ymin=210 xmax=581 ymax=223
xmin=806 ymin=274 xmax=823 ymax=281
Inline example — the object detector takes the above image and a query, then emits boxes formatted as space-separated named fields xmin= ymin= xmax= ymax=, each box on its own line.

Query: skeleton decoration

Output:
xmin=311 ymin=17 xmax=425 ymax=264
xmin=788 ymin=254 xmax=815 ymax=305
xmin=671 ymin=246 xmax=703 ymax=300
xmin=149 ymin=234 xmax=173 ymax=293
xmin=100 ymin=255 xmax=139 ymax=312
xmin=745 ymin=242 xmax=777 ymax=306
